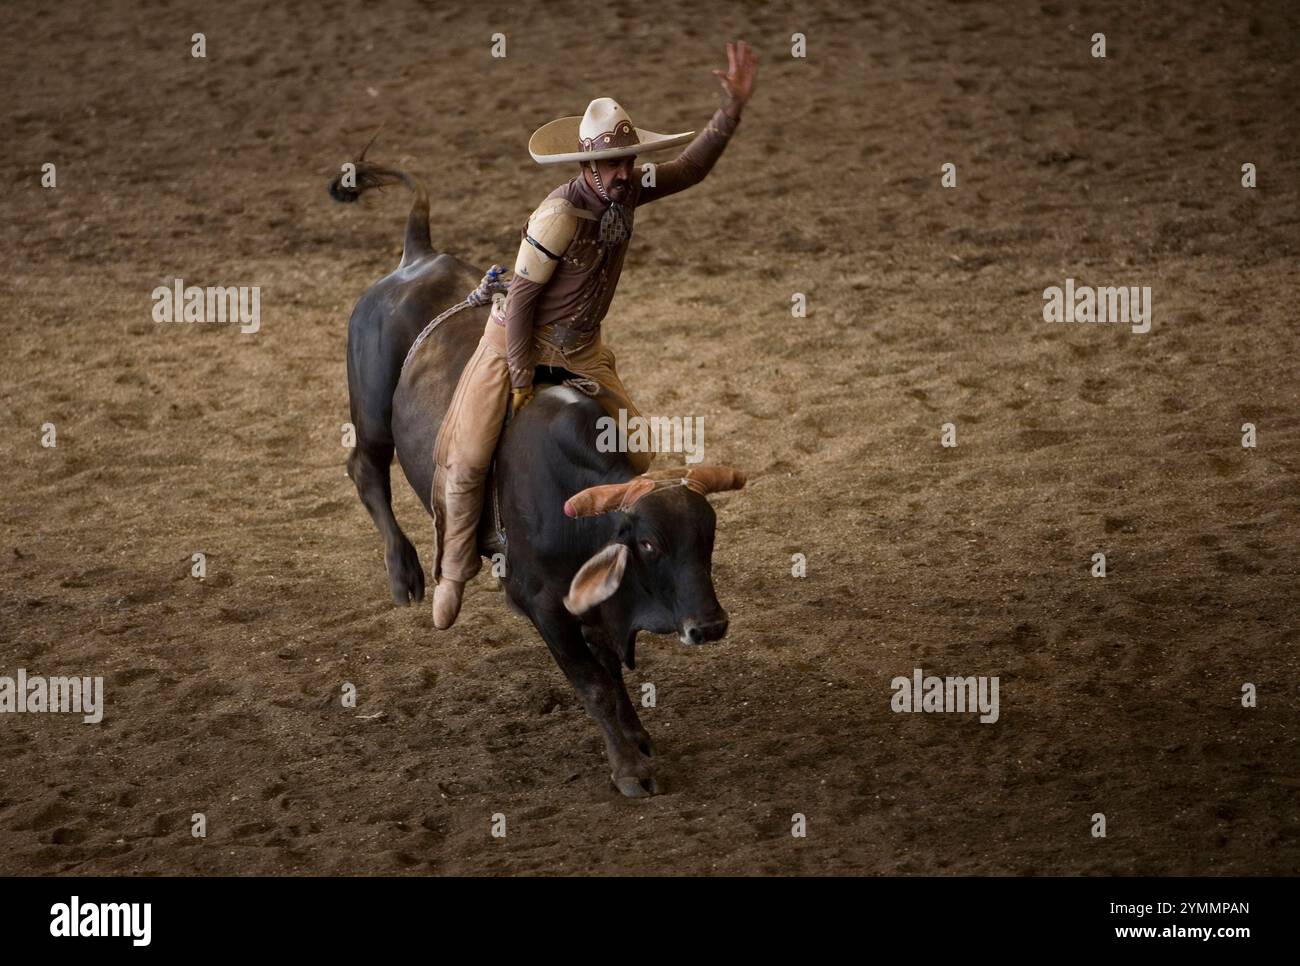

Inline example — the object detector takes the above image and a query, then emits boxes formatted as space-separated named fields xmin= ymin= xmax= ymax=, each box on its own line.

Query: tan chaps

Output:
xmin=429 ymin=316 xmax=652 ymax=583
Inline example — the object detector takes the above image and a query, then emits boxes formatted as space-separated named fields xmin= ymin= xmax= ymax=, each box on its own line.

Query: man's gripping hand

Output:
xmin=512 ymin=387 xmax=535 ymax=415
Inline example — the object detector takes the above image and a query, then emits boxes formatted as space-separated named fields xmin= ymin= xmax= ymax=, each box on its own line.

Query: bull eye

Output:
xmin=639 ymin=540 xmax=659 ymax=557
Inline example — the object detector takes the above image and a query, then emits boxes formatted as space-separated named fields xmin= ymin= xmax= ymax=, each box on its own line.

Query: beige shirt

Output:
xmin=499 ymin=106 xmax=740 ymax=389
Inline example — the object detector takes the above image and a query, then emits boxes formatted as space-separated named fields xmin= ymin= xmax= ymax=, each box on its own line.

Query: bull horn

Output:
xmin=648 ymin=464 xmax=747 ymax=495
xmin=563 ymin=477 xmax=657 ymax=518
xmin=564 ymin=465 xmax=746 ymax=518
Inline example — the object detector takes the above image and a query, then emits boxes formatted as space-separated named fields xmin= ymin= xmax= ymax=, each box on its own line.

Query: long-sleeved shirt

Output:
xmin=496 ymin=105 xmax=741 ymax=389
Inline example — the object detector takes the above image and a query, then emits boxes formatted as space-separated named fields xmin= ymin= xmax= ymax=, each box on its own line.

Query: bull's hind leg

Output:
xmin=347 ymin=439 xmax=425 ymax=605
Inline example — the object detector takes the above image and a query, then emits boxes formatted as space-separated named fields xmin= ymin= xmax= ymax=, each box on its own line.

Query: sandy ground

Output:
xmin=2 ymin=0 xmax=1298 ymax=875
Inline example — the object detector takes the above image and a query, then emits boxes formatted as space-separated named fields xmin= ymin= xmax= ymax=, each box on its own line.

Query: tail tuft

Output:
xmin=327 ymin=129 xmax=434 ymax=264
xmin=328 ymin=161 xmax=408 ymax=204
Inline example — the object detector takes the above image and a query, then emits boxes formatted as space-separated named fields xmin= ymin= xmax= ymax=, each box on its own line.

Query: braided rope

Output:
xmin=561 ymin=376 xmax=601 ymax=397
xmin=401 ymin=264 xmax=510 ymax=374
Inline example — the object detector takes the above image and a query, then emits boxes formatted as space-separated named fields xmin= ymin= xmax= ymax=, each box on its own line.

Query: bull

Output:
xmin=331 ymin=154 xmax=744 ymax=797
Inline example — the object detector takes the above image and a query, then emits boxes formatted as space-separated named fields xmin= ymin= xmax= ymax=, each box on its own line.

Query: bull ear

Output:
xmin=563 ymin=543 xmax=629 ymax=615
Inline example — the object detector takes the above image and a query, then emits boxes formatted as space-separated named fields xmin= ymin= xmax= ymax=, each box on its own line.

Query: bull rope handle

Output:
xmin=400 ymin=264 xmax=511 ymax=374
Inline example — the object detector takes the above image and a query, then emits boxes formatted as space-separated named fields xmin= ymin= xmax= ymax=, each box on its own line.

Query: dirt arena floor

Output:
xmin=2 ymin=0 xmax=1298 ymax=876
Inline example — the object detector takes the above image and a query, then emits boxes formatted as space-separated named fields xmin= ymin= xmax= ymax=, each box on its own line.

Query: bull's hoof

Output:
xmin=386 ymin=540 xmax=425 ymax=605
xmin=613 ymin=774 xmax=659 ymax=798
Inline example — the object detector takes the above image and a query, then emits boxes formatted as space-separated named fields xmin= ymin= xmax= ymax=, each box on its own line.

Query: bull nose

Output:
xmin=682 ymin=614 xmax=729 ymax=645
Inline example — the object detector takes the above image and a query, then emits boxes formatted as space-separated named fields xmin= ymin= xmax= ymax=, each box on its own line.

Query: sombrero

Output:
xmin=528 ymin=97 xmax=695 ymax=166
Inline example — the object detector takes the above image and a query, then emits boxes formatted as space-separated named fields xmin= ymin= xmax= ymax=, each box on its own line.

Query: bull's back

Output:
xmin=346 ymin=253 xmax=481 ymax=444
xmin=495 ymin=388 xmax=633 ymax=557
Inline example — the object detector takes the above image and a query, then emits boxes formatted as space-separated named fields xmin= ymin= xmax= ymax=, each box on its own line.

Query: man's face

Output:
xmin=587 ymin=155 xmax=637 ymax=203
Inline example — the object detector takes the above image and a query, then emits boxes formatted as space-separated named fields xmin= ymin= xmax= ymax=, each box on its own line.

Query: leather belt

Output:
xmin=536 ymin=323 xmax=597 ymax=351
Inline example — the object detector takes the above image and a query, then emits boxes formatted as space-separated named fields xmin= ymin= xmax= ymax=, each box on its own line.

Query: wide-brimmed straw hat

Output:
xmin=528 ymin=97 xmax=695 ymax=165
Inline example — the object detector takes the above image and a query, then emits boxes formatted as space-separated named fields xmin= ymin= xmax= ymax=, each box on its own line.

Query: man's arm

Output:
xmin=501 ymin=198 xmax=580 ymax=407
xmin=503 ymin=278 xmax=544 ymax=391
xmin=638 ymin=40 xmax=758 ymax=206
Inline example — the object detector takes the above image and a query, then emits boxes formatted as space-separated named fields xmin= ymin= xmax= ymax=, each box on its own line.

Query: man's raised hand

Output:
xmin=714 ymin=41 xmax=758 ymax=119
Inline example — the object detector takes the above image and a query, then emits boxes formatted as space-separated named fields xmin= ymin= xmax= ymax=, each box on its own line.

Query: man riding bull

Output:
xmin=430 ymin=40 xmax=758 ymax=629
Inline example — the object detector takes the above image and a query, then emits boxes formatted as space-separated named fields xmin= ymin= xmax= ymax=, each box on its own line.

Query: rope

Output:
xmin=561 ymin=377 xmax=601 ymax=396
xmin=491 ymin=456 xmax=507 ymax=552
xmin=401 ymin=264 xmax=510 ymax=374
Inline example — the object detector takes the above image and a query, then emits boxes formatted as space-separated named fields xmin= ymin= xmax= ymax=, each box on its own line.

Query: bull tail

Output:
xmin=328 ymin=128 xmax=434 ymax=267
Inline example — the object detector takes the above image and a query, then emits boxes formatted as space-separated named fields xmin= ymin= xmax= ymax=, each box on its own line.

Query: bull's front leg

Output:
xmin=535 ymin=608 xmax=657 ymax=798
xmin=582 ymin=626 xmax=654 ymax=759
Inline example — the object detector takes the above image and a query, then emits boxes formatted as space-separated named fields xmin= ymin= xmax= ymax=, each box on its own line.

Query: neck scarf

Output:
xmin=588 ymin=162 xmax=631 ymax=248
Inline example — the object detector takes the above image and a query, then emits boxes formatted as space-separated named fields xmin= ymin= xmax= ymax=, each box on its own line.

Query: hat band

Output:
xmin=579 ymin=119 xmax=640 ymax=153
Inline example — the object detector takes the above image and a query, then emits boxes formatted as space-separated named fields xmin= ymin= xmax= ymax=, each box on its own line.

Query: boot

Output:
xmin=432 ymin=578 xmax=465 ymax=630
